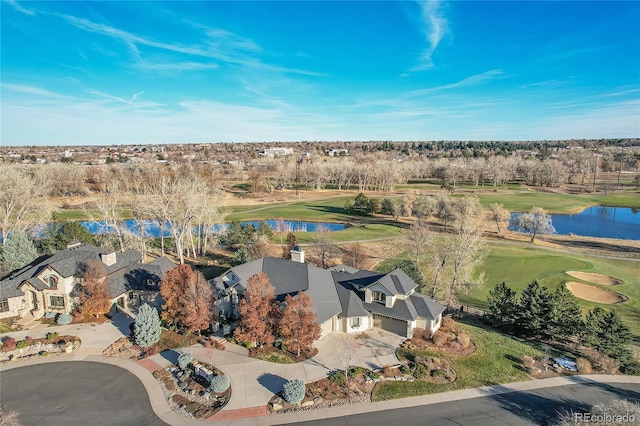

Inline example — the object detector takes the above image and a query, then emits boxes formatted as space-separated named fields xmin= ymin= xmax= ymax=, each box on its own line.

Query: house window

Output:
xmin=0 ymin=299 xmax=9 ymax=313
xmin=46 ymin=276 xmax=58 ymax=289
xmin=373 ymin=291 xmax=386 ymax=304
xmin=351 ymin=317 xmax=360 ymax=328
xmin=49 ymin=296 xmax=65 ymax=309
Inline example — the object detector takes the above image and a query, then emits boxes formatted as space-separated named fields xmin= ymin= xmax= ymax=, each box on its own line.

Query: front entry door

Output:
xmin=31 ymin=291 xmax=38 ymax=310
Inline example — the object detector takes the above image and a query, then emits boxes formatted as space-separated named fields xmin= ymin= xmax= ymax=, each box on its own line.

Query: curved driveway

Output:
xmin=0 ymin=361 xmax=166 ymax=426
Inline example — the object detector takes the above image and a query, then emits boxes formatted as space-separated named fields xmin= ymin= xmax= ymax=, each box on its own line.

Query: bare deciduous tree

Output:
xmin=488 ymin=203 xmax=510 ymax=234
xmin=0 ymin=166 xmax=50 ymax=242
xmin=311 ymin=225 xmax=338 ymax=268
xmin=515 ymin=207 xmax=555 ymax=242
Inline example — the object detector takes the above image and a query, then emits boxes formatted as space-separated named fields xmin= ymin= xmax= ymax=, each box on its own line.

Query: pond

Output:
xmin=79 ymin=219 xmax=346 ymax=238
xmin=510 ymin=206 xmax=640 ymax=241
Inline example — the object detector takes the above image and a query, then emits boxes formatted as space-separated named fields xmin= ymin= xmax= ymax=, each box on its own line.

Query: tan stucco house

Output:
xmin=213 ymin=247 xmax=445 ymax=339
xmin=0 ymin=243 xmax=174 ymax=321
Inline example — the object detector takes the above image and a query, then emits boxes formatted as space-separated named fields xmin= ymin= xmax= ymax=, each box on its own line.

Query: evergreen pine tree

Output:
xmin=549 ymin=285 xmax=583 ymax=340
xmin=1 ymin=230 xmax=38 ymax=272
xmin=515 ymin=281 xmax=553 ymax=339
xmin=134 ymin=303 xmax=162 ymax=348
xmin=583 ymin=307 xmax=632 ymax=359
xmin=487 ymin=282 xmax=518 ymax=326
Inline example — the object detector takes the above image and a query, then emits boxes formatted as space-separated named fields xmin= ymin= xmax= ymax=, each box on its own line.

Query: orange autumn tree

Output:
xmin=235 ymin=273 xmax=277 ymax=347
xmin=79 ymin=259 xmax=112 ymax=318
xmin=160 ymin=264 xmax=214 ymax=334
xmin=279 ymin=291 xmax=321 ymax=357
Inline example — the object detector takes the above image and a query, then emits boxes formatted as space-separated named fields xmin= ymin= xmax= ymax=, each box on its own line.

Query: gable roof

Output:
xmin=365 ymin=268 xmax=416 ymax=296
xmin=214 ymin=257 xmax=341 ymax=324
xmin=332 ymin=267 xmax=444 ymax=322
xmin=0 ymin=244 xmax=174 ymax=301
xmin=107 ymin=256 xmax=176 ymax=298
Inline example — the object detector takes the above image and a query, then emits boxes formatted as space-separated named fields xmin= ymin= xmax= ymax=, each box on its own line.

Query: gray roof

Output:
xmin=213 ymin=258 xmax=443 ymax=326
xmin=366 ymin=268 xmax=416 ymax=295
xmin=107 ymin=256 xmax=176 ymax=298
xmin=215 ymin=257 xmax=341 ymax=324
xmin=333 ymin=268 xmax=444 ymax=322
xmin=333 ymin=275 xmax=370 ymax=318
xmin=0 ymin=244 xmax=172 ymax=301
xmin=409 ymin=293 xmax=446 ymax=320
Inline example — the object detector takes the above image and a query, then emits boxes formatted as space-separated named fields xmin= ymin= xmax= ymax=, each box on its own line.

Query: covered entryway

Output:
xmin=373 ymin=313 xmax=408 ymax=337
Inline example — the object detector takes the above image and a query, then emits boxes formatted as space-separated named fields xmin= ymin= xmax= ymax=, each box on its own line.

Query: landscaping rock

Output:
xmin=272 ymin=403 xmax=283 ymax=411
xmin=301 ymin=400 xmax=314 ymax=407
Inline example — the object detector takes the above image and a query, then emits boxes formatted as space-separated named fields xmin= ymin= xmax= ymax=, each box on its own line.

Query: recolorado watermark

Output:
xmin=574 ymin=412 xmax=637 ymax=424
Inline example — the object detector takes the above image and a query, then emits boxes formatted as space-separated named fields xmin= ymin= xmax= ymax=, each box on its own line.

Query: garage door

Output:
xmin=374 ymin=314 xmax=408 ymax=337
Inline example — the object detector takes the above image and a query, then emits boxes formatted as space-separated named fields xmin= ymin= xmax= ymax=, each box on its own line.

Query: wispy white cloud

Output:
xmin=55 ymin=12 xmax=320 ymax=77
xmin=4 ymin=0 xmax=35 ymax=15
xmin=85 ymin=88 xmax=161 ymax=108
xmin=412 ymin=0 xmax=449 ymax=71
xmin=2 ymin=83 xmax=67 ymax=98
xmin=408 ymin=69 xmax=504 ymax=96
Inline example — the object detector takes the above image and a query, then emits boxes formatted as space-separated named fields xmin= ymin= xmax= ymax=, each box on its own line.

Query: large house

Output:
xmin=213 ymin=247 xmax=445 ymax=338
xmin=0 ymin=243 xmax=175 ymax=320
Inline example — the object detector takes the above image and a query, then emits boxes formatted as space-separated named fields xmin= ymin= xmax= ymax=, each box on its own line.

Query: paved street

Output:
xmin=0 ymin=361 xmax=166 ymax=426
xmin=288 ymin=382 xmax=640 ymax=426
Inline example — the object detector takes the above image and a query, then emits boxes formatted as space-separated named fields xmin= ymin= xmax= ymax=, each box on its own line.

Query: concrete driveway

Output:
xmin=311 ymin=329 xmax=403 ymax=371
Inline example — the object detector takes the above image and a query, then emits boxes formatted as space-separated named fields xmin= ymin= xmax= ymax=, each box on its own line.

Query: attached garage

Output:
xmin=319 ymin=317 xmax=335 ymax=338
xmin=373 ymin=313 xmax=408 ymax=337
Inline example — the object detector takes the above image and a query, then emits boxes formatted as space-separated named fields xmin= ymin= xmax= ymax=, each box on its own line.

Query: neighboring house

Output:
xmin=0 ymin=243 xmax=175 ymax=320
xmin=213 ymin=247 xmax=445 ymax=339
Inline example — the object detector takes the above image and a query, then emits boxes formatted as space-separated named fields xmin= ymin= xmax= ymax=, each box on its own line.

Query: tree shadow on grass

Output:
xmin=257 ymin=373 xmax=288 ymax=394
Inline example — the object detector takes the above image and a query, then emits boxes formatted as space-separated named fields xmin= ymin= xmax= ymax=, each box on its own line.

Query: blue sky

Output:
xmin=1 ymin=1 xmax=639 ymax=145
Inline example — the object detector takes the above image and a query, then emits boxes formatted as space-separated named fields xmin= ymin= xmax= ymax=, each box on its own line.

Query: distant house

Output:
xmin=213 ymin=247 xmax=444 ymax=339
xmin=0 ymin=244 xmax=175 ymax=320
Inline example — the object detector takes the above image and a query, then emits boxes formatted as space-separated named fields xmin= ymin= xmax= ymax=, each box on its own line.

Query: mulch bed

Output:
xmin=249 ymin=345 xmax=318 ymax=363
xmin=153 ymin=361 xmax=231 ymax=419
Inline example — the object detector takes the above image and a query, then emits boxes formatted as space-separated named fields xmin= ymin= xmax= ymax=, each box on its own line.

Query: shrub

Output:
xmin=329 ymin=372 xmax=346 ymax=385
xmin=441 ymin=317 xmax=458 ymax=333
xmin=56 ymin=313 xmax=72 ymax=325
xmin=210 ymin=374 xmax=230 ymax=393
xmin=414 ymin=363 xmax=428 ymax=379
xmin=522 ymin=355 xmax=535 ymax=371
xmin=215 ymin=341 xmax=225 ymax=350
xmin=25 ymin=336 xmax=34 ymax=344
xmin=382 ymin=365 xmax=394 ymax=376
xmin=412 ymin=328 xmax=427 ymax=340
xmin=177 ymin=352 xmax=193 ymax=370
xmin=2 ymin=337 xmax=16 ymax=350
xmin=369 ymin=370 xmax=381 ymax=380
xmin=46 ymin=332 xmax=59 ymax=341
xmin=16 ymin=340 xmax=28 ymax=349
xmin=134 ymin=304 xmax=162 ymax=348
xmin=281 ymin=379 xmax=305 ymax=405
xmin=431 ymin=331 xmax=447 ymax=346
xmin=349 ymin=366 xmax=366 ymax=377
xmin=44 ymin=312 xmax=57 ymax=319
xmin=400 ymin=364 xmax=413 ymax=375
xmin=576 ymin=357 xmax=592 ymax=374
xmin=432 ymin=368 xmax=447 ymax=378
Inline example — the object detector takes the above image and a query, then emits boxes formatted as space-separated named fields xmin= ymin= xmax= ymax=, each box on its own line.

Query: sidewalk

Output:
xmin=2 ymin=319 xmax=639 ymax=426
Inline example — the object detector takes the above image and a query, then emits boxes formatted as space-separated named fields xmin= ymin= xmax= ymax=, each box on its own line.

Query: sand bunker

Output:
xmin=566 ymin=282 xmax=626 ymax=304
xmin=566 ymin=271 xmax=623 ymax=286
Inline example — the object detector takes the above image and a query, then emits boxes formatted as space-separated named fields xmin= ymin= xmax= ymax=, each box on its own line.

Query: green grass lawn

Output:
xmin=377 ymin=241 xmax=640 ymax=338
xmin=457 ymin=242 xmax=640 ymax=337
xmin=371 ymin=320 xmax=544 ymax=401
xmin=468 ymin=190 xmax=640 ymax=213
